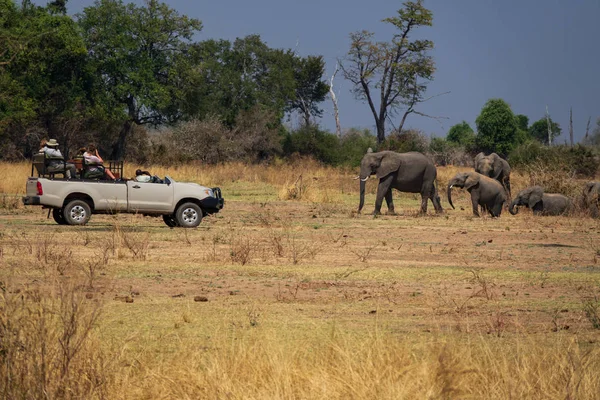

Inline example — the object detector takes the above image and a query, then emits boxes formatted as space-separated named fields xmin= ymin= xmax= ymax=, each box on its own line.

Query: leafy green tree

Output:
xmin=186 ymin=35 xmax=297 ymax=128
xmin=287 ymin=55 xmax=329 ymax=127
xmin=283 ymin=126 xmax=341 ymax=165
xmin=446 ymin=121 xmax=475 ymax=148
xmin=79 ymin=0 xmax=202 ymax=159
xmin=341 ymin=0 xmax=435 ymax=144
xmin=515 ymin=114 xmax=529 ymax=131
xmin=1 ymin=0 xmax=90 ymax=156
xmin=475 ymin=99 xmax=518 ymax=156
xmin=338 ymin=128 xmax=377 ymax=166
xmin=528 ymin=117 xmax=562 ymax=145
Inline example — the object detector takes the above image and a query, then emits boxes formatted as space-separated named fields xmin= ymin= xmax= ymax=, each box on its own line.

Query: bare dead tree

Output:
xmin=569 ymin=107 xmax=574 ymax=147
xmin=329 ymin=62 xmax=342 ymax=138
xmin=545 ymin=105 xmax=552 ymax=146
xmin=585 ymin=116 xmax=591 ymax=140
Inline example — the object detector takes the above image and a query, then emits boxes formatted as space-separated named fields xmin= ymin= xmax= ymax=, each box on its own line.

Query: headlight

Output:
xmin=203 ymin=188 xmax=214 ymax=197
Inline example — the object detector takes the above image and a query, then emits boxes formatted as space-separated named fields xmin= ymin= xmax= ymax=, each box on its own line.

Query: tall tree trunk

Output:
xmin=113 ymin=120 xmax=132 ymax=160
xmin=545 ymin=105 xmax=552 ymax=146
xmin=376 ymin=118 xmax=385 ymax=144
xmin=569 ymin=107 xmax=574 ymax=146
xmin=585 ymin=116 xmax=591 ymax=140
xmin=329 ymin=64 xmax=342 ymax=138
xmin=303 ymin=109 xmax=311 ymax=128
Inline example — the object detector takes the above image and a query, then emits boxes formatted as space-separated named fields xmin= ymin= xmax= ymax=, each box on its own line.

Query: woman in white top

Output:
xmin=84 ymin=144 xmax=116 ymax=180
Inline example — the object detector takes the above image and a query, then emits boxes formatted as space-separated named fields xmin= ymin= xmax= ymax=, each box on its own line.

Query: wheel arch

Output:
xmin=174 ymin=197 xmax=203 ymax=214
xmin=63 ymin=193 xmax=95 ymax=211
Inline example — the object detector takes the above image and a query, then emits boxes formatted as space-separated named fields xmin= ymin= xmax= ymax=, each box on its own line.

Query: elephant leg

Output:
xmin=489 ymin=199 xmax=503 ymax=217
xmin=430 ymin=185 xmax=444 ymax=213
xmin=374 ymin=176 xmax=393 ymax=215
xmin=470 ymin=191 xmax=481 ymax=217
xmin=418 ymin=183 xmax=433 ymax=214
xmin=384 ymin=189 xmax=396 ymax=215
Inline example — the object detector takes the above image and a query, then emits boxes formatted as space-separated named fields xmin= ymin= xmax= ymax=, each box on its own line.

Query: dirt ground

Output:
xmin=2 ymin=192 xmax=600 ymax=342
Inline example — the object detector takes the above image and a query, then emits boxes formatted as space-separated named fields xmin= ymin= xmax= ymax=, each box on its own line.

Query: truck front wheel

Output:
xmin=63 ymin=200 xmax=91 ymax=226
xmin=175 ymin=202 xmax=202 ymax=228
xmin=162 ymin=214 xmax=179 ymax=228
xmin=52 ymin=208 xmax=68 ymax=225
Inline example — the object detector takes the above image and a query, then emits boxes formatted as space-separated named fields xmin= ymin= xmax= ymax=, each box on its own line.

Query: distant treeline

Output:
xmin=1 ymin=1 xmax=599 ymax=176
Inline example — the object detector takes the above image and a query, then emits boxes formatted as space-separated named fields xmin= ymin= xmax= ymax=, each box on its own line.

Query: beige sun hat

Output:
xmin=46 ymin=139 xmax=59 ymax=147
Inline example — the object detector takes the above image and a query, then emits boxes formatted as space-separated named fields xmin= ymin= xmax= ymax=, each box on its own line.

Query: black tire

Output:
xmin=162 ymin=214 xmax=178 ymax=228
xmin=63 ymin=200 xmax=92 ymax=226
xmin=52 ymin=208 xmax=68 ymax=225
xmin=175 ymin=202 xmax=202 ymax=228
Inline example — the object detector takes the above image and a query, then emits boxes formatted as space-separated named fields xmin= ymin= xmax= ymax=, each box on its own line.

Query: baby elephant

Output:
xmin=447 ymin=171 xmax=507 ymax=217
xmin=509 ymin=186 xmax=572 ymax=216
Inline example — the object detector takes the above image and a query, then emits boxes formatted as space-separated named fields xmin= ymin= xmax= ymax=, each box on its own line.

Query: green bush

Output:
xmin=283 ymin=126 xmax=341 ymax=165
xmin=509 ymin=141 xmax=599 ymax=178
xmin=379 ymin=129 xmax=429 ymax=153
xmin=338 ymin=129 xmax=377 ymax=167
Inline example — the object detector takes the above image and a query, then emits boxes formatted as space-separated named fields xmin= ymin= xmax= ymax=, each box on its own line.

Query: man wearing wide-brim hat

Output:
xmin=41 ymin=139 xmax=77 ymax=179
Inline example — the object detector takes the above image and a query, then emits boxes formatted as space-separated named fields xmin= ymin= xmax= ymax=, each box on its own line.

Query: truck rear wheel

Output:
xmin=175 ymin=202 xmax=202 ymax=228
xmin=162 ymin=214 xmax=178 ymax=227
xmin=63 ymin=200 xmax=91 ymax=226
xmin=52 ymin=208 xmax=68 ymax=225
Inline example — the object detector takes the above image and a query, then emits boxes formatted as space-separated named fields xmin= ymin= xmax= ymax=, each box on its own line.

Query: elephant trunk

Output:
xmin=358 ymin=179 xmax=366 ymax=213
xmin=447 ymin=183 xmax=455 ymax=210
xmin=509 ymin=200 xmax=519 ymax=215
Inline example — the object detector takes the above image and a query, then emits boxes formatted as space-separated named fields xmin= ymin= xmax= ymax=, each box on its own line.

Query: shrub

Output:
xmin=428 ymin=137 xmax=472 ymax=166
xmin=172 ymin=107 xmax=282 ymax=164
xmin=283 ymin=126 xmax=341 ymax=165
xmin=338 ymin=128 xmax=377 ymax=167
xmin=509 ymin=142 xmax=599 ymax=178
xmin=380 ymin=129 xmax=429 ymax=153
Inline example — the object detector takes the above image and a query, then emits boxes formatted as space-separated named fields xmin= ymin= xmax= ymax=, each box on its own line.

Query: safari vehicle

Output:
xmin=22 ymin=157 xmax=224 ymax=228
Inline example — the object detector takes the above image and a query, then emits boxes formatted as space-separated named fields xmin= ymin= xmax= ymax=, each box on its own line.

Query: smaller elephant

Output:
xmin=474 ymin=152 xmax=511 ymax=201
xmin=582 ymin=181 xmax=600 ymax=218
xmin=509 ymin=186 xmax=572 ymax=216
xmin=447 ymin=171 xmax=507 ymax=217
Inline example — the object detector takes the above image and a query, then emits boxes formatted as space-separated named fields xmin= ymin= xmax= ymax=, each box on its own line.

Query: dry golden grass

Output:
xmin=2 ymin=159 xmax=600 ymax=399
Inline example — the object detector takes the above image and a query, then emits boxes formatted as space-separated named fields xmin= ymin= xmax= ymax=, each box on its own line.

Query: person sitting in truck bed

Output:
xmin=84 ymin=144 xmax=116 ymax=180
xmin=41 ymin=139 xmax=77 ymax=179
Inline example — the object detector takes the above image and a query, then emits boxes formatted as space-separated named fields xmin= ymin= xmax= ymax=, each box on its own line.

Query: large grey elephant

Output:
xmin=447 ymin=171 xmax=506 ymax=217
xmin=474 ymin=152 xmax=511 ymax=201
xmin=583 ymin=181 xmax=600 ymax=218
xmin=509 ymin=186 xmax=572 ymax=216
xmin=357 ymin=150 xmax=443 ymax=215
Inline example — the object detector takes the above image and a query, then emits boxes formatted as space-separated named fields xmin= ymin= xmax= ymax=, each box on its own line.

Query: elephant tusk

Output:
xmin=449 ymin=184 xmax=453 ymax=188
xmin=361 ymin=176 xmax=369 ymax=182
xmin=353 ymin=175 xmax=360 ymax=180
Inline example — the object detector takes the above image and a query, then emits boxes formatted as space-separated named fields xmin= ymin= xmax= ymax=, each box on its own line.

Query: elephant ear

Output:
xmin=528 ymin=186 xmax=544 ymax=209
xmin=489 ymin=153 xmax=502 ymax=177
xmin=474 ymin=152 xmax=485 ymax=168
xmin=464 ymin=173 xmax=480 ymax=190
xmin=376 ymin=153 xmax=401 ymax=179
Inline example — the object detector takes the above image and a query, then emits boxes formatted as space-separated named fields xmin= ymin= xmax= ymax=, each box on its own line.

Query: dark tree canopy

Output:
xmin=79 ymin=0 xmax=202 ymax=159
xmin=528 ymin=117 xmax=562 ymax=145
xmin=287 ymin=55 xmax=330 ymax=127
xmin=446 ymin=121 xmax=475 ymax=148
xmin=515 ymin=114 xmax=529 ymax=131
xmin=475 ymin=98 xmax=518 ymax=157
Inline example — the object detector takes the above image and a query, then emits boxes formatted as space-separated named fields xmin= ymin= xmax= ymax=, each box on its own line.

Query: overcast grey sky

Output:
xmin=40 ymin=0 xmax=600 ymax=142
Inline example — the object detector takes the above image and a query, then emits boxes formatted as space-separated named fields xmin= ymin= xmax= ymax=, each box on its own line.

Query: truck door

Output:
xmin=127 ymin=181 xmax=174 ymax=213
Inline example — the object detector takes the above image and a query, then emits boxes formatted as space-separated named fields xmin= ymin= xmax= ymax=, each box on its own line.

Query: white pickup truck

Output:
xmin=22 ymin=175 xmax=224 ymax=228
